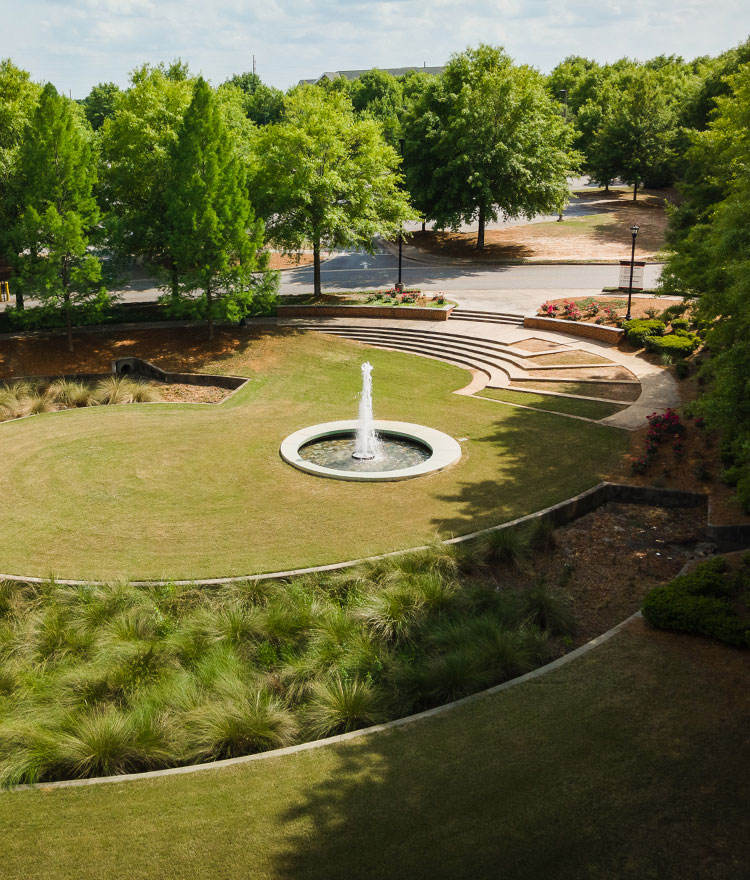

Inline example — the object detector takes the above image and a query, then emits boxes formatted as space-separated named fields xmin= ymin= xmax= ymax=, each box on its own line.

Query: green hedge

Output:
xmin=642 ymin=557 xmax=750 ymax=648
xmin=624 ymin=319 xmax=666 ymax=347
xmin=645 ymin=333 xmax=700 ymax=358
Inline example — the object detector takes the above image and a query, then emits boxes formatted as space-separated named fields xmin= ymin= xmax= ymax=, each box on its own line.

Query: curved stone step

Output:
xmin=308 ymin=326 xmax=525 ymax=378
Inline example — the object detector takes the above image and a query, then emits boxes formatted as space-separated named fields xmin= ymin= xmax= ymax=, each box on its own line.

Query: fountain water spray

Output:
xmin=352 ymin=361 xmax=380 ymax=460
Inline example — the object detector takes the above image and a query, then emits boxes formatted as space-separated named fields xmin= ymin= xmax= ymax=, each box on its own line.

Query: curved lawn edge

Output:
xmin=5 ymin=611 xmax=642 ymax=793
xmin=0 ymin=482 xmax=707 ymax=587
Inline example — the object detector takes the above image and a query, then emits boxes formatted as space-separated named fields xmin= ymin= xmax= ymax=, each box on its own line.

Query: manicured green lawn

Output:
xmin=0 ymin=332 xmax=626 ymax=580
xmin=3 ymin=621 xmax=748 ymax=880
xmin=477 ymin=388 xmax=624 ymax=420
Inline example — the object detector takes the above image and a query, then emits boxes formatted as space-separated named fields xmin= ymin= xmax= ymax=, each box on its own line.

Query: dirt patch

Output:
xmin=510 ymin=379 xmax=642 ymax=402
xmin=524 ymin=366 xmax=637 ymax=381
xmin=152 ymin=382 xmax=231 ymax=404
xmin=509 ymin=338 xmax=569 ymax=352
xmin=409 ymin=192 xmax=670 ymax=262
xmin=540 ymin=295 xmax=687 ymax=325
xmin=526 ymin=351 xmax=614 ymax=366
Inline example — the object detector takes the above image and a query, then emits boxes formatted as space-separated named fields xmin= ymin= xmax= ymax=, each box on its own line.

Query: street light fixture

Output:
xmin=625 ymin=224 xmax=640 ymax=321
xmin=397 ymin=137 xmax=405 ymax=291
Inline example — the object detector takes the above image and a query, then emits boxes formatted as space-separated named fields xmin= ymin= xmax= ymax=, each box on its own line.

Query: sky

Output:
xmin=4 ymin=0 xmax=750 ymax=98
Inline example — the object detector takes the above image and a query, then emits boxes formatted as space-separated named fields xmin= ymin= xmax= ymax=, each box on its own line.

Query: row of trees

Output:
xmin=546 ymin=41 xmax=750 ymax=196
xmin=1 ymin=41 xmax=748 ymax=348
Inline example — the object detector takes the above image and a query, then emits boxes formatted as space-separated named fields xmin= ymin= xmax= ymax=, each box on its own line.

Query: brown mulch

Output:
xmin=512 ymin=501 xmax=708 ymax=645
xmin=152 ymin=382 xmax=230 ymax=404
xmin=408 ymin=192 xmax=669 ymax=262
xmin=266 ymin=252 xmax=316 ymax=270
xmin=0 ymin=326 xmax=278 ymax=380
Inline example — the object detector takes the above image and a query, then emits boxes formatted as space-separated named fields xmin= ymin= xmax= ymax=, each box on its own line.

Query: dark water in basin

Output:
xmin=298 ymin=432 xmax=431 ymax=472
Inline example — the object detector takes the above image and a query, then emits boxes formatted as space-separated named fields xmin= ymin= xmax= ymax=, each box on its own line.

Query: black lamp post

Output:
xmin=625 ymin=224 xmax=640 ymax=321
xmin=398 ymin=137 xmax=405 ymax=290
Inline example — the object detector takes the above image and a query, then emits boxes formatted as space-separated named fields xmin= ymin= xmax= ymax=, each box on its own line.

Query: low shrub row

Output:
xmin=642 ymin=556 xmax=750 ymax=648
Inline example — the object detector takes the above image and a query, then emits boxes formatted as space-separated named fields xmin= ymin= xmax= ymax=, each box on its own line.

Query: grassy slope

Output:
xmin=3 ymin=620 xmax=748 ymax=880
xmin=0 ymin=333 xmax=626 ymax=580
xmin=477 ymin=388 xmax=623 ymax=420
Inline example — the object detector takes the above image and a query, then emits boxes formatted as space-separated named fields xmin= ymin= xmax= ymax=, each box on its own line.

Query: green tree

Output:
xmin=164 ymin=77 xmax=272 ymax=340
xmin=350 ymin=69 xmax=403 ymax=144
xmin=661 ymin=62 xmax=750 ymax=506
xmin=591 ymin=67 xmax=678 ymax=199
xmin=402 ymin=45 xmax=576 ymax=250
xmin=14 ymin=84 xmax=107 ymax=351
xmin=81 ymin=82 xmax=121 ymax=130
xmin=251 ymin=85 xmax=414 ymax=297
xmin=224 ymin=72 xmax=284 ymax=126
xmin=99 ymin=62 xmax=195 ymax=293
xmin=0 ymin=59 xmax=41 ymax=306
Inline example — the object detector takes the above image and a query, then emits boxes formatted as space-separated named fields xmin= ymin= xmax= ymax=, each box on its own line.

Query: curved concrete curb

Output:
xmin=0 ymin=483 xmax=707 ymax=588
xmin=4 ymin=611 xmax=642 ymax=793
xmin=280 ymin=419 xmax=462 ymax=482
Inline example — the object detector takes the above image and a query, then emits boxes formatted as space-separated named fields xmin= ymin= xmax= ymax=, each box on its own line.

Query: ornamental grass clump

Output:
xmin=0 ymin=542 xmax=579 ymax=786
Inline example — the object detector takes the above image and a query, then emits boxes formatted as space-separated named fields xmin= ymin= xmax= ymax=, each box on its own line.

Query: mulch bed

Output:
xmin=515 ymin=501 xmax=708 ymax=646
xmin=539 ymin=295 xmax=686 ymax=325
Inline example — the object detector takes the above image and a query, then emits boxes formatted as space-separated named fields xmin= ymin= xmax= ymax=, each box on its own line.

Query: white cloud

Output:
xmin=4 ymin=0 xmax=750 ymax=97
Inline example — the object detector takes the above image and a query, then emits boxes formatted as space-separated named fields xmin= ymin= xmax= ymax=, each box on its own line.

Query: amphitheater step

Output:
xmin=450 ymin=309 xmax=525 ymax=326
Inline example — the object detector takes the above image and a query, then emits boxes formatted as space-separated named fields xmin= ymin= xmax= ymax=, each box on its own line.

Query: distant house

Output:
xmin=299 ymin=65 xmax=444 ymax=85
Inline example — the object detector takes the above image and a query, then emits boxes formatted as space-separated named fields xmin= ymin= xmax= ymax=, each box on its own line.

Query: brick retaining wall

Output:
xmin=524 ymin=316 xmax=624 ymax=344
xmin=278 ymin=304 xmax=453 ymax=322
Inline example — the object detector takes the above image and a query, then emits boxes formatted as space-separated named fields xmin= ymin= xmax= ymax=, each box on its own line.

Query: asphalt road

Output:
xmin=2 ymin=247 xmax=664 ymax=317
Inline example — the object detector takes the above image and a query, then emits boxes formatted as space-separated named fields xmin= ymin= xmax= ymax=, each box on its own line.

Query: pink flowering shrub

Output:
xmin=632 ymin=409 xmax=686 ymax=475
xmin=540 ymin=301 xmax=558 ymax=316
xmin=561 ymin=300 xmax=581 ymax=321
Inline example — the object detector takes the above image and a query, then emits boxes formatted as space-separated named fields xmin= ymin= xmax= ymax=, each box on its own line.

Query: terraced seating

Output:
xmin=288 ymin=322 xmax=640 ymax=405
xmin=449 ymin=308 xmax=525 ymax=326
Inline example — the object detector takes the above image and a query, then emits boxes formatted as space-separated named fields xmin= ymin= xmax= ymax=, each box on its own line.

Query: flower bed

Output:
xmin=278 ymin=291 xmax=455 ymax=321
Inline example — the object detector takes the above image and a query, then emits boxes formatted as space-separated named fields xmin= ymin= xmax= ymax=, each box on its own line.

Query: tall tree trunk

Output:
xmin=14 ymin=288 xmax=24 ymax=310
xmin=313 ymin=237 xmax=321 ymax=298
xmin=421 ymin=219 xmax=426 ymax=233
xmin=476 ymin=205 xmax=486 ymax=251
xmin=604 ymin=181 xmax=609 ymax=194
xmin=64 ymin=292 xmax=73 ymax=353
xmin=206 ymin=285 xmax=214 ymax=341
xmin=633 ymin=181 xmax=638 ymax=202
xmin=170 ymin=264 xmax=180 ymax=302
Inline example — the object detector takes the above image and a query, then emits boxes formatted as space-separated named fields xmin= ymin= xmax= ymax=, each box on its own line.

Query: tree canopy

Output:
xmin=13 ymin=84 xmax=107 ymax=350
xmin=402 ymin=45 xmax=576 ymax=249
xmin=251 ymin=85 xmax=414 ymax=296
xmin=164 ymin=78 xmax=273 ymax=339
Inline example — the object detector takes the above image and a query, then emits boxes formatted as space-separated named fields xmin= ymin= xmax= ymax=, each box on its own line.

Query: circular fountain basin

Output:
xmin=280 ymin=420 xmax=462 ymax=482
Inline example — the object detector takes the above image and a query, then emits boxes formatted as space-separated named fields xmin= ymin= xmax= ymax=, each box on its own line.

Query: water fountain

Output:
xmin=279 ymin=362 xmax=462 ymax=482
xmin=352 ymin=362 xmax=379 ymax=460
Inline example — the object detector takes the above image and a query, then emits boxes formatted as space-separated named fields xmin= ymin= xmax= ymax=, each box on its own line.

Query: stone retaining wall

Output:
xmin=524 ymin=316 xmax=624 ymax=344
xmin=112 ymin=357 xmax=246 ymax=390
xmin=278 ymin=304 xmax=453 ymax=321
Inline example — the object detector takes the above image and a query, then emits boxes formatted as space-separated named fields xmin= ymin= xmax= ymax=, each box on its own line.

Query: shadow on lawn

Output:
xmin=267 ymin=624 xmax=750 ymax=880
xmin=428 ymin=404 xmax=621 ymax=538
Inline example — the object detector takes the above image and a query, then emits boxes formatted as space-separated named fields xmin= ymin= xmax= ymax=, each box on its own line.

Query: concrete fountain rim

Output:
xmin=279 ymin=419 xmax=462 ymax=482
